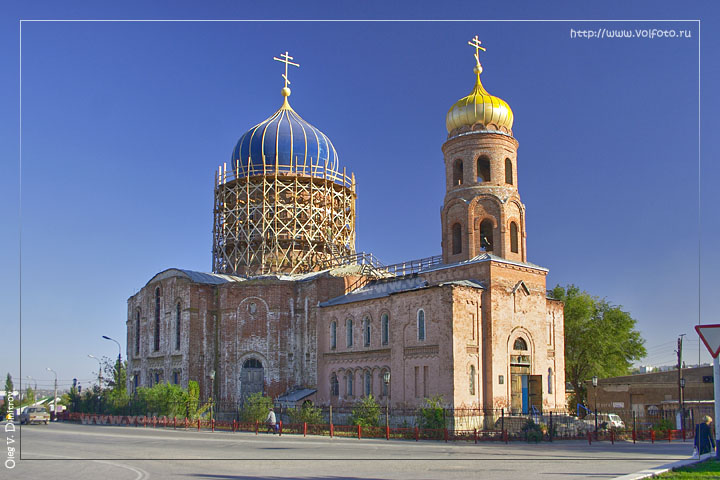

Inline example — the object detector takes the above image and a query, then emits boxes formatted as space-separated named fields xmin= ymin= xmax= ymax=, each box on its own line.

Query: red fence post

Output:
xmin=358 ymin=424 xmax=362 ymax=439
xmin=304 ymin=422 xmax=307 ymax=437
xmin=414 ymin=427 xmax=419 ymax=442
xmin=197 ymin=418 xmax=201 ymax=431
xmin=503 ymin=430 xmax=508 ymax=444
xmin=474 ymin=428 xmax=478 ymax=444
xmin=668 ymin=430 xmax=672 ymax=442
xmin=279 ymin=421 xmax=283 ymax=436
xmin=587 ymin=431 xmax=592 ymax=445
xmin=330 ymin=423 xmax=334 ymax=438
xmin=651 ymin=429 xmax=655 ymax=443
xmin=143 ymin=416 xmax=147 ymax=428
xmin=212 ymin=418 xmax=215 ymax=432
xmin=611 ymin=430 xmax=614 ymax=445
xmin=255 ymin=420 xmax=259 ymax=435
xmin=184 ymin=417 xmax=188 ymax=429
xmin=173 ymin=416 xmax=177 ymax=429
xmin=444 ymin=428 xmax=448 ymax=443
xmin=632 ymin=428 xmax=636 ymax=444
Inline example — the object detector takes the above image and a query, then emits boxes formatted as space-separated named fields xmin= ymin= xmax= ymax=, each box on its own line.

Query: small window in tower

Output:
xmin=381 ymin=313 xmax=389 ymax=345
xmin=452 ymin=223 xmax=462 ymax=255
xmin=363 ymin=317 xmax=371 ymax=347
xmin=469 ymin=365 xmax=476 ymax=395
xmin=346 ymin=319 xmax=353 ymax=347
xmin=510 ymin=222 xmax=519 ymax=253
xmin=477 ymin=156 xmax=491 ymax=183
xmin=417 ymin=309 xmax=426 ymax=341
xmin=453 ymin=159 xmax=463 ymax=186
xmin=480 ymin=220 xmax=494 ymax=252
xmin=330 ymin=321 xmax=337 ymax=350
xmin=513 ymin=337 xmax=528 ymax=351
xmin=548 ymin=367 xmax=554 ymax=394
xmin=505 ymin=158 xmax=513 ymax=184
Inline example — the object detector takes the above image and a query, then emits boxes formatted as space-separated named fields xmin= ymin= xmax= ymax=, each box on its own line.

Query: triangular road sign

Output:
xmin=695 ymin=324 xmax=720 ymax=358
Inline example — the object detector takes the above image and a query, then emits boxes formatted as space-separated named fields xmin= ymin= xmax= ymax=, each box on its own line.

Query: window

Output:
xmin=347 ymin=373 xmax=354 ymax=396
xmin=498 ymin=375 xmax=504 ymax=385
xmin=513 ymin=337 xmax=528 ymax=351
xmin=154 ymin=371 xmax=160 ymax=385
xmin=173 ymin=371 xmax=179 ymax=385
xmin=364 ymin=371 xmax=372 ymax=396
xmin=331 ymin=374 xmax=339 ymax=397
xmin=330 ymin=321 xmax=337 ymax=350
xmin=477 ymin=155 xmax=490 ymax=182
xmin=510 ymin=222 xmax=519 ymax=254
xmin=381 ymin=314 xmax=389 ymax=345
xmin=451 ymin=223 xmax=462 ymax=255
xmin=417 ymin=309 xmax=426 ymax=341
xmin=133 ymin=373 xmax=139 ymax=391
xmin=363 ymin=317 xmax=371 ymax=347
xmin=154 ymin=288 xmax=160 ymax=352
xmin=505 ymin=158 xmax=513 ymax=184
xmin=175 ymin=303 xmax=181 ymax=351
xmin=453 ymin=159 xmax=463 ymax=186
xmin=135 ymin=310 xmax=140 ymax=355
xmin=346 ymin=319 xmax=353 ymax=347
xmin=548 ymin=368 xmax=553 ymax=394
xmin=480 ymin=219 xmax=494 ymax=252
xmin=470 ymin=365 xmax=476 ymax=395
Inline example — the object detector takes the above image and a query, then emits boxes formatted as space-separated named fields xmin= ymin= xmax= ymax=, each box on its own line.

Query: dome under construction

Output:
xmin=212 ymin=52 xmax=356 ymax=276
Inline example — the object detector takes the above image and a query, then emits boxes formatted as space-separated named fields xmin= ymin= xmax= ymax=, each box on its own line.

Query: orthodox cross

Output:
xmin=273 ymin=51 xmax=300 ymax=88
xmin=467 ymin=36 xmax=486 ymax=66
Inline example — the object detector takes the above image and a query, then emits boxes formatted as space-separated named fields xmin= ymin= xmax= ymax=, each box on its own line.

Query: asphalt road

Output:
xmin=4 ymin=422 xmax=693 ymax=479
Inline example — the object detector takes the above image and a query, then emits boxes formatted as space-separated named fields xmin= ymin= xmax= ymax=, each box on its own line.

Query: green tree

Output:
xmin=350 ymin=395 xmax=380 ymax=428
xmin=239 ymin=392 xmax=273 ymax=423
xmin=1 ymin=373 xmax=14 ymax=417
xmin=101 ymin=357 xmax=127 ymax=392
xmin=23 ymin=387 xmax=36 ymax=407
xmin=417 ymin=395 xmax=446 ymax=430
xmin=552 ymin=285 xmax=646 ymax=412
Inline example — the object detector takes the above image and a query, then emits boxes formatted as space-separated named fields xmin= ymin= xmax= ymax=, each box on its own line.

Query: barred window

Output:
xmin=381 ymin=313 xmax=389 ymax=345
xmin=417 ymin=309 xmax=426 ymax=341
xmin=330 ymin=321 xmax=337 ymax=350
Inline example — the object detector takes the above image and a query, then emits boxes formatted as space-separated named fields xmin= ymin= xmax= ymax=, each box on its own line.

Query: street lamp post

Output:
xmin=102 ymin=335 xmax=122 ymax=388
xmin=680 ymin=377 xmax=686 ymax=432
xmin=210 ymin=370 xmax=215 ymax=422
xmin=592 ymin=376 xmax=598 ymax=436
xmin=88 ymin=354 xmax=103 ymax=389
xmin=383 ymin=371 xmax=391 ymax=432
xmin=46 ymin=368 xmax=57 ymax=420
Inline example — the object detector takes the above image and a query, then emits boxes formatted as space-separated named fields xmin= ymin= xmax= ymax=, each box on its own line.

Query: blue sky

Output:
xmin=2 ymin=1 xmax=719 ymax=393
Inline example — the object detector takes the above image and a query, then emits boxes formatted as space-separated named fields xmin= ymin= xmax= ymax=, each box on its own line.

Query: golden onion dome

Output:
xmin=446 ymin=64 xmax=514 ymax=135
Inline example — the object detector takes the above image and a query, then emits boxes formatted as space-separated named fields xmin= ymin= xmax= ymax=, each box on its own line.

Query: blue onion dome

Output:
xmin=232 ymin=93 xmax=340 ymax=181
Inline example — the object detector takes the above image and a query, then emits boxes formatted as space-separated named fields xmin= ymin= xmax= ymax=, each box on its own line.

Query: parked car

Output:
xmin=583 ymin=413 xmax=625 ymax=429
xmin=21 ymin=406 xmax=50 ymax=425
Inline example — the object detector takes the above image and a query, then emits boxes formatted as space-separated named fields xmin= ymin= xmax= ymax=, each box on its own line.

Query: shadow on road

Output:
xmin=189 ymin=475 xmax=387 ymax=480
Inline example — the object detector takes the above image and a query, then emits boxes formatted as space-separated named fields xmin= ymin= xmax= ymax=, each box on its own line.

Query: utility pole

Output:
xmin=677 ymin=334 xmax=685 ymax=424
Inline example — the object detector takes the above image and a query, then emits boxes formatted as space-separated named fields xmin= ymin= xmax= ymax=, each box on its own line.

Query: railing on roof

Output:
xmin=317 ymin=252 xmax=443 ymax=279
xmin=215 ymin=158 xmax=354 ymax=189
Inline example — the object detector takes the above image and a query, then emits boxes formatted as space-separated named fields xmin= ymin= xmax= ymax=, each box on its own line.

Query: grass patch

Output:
xmin=655 ymin=459 xmax=720 ymax=478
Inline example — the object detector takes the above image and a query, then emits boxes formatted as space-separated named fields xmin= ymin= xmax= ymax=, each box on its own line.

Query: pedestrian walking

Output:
xmin=694 ymin=415 xmax=716 ymax=456
xmin=266 ymin=407 xmax=277 ymax=434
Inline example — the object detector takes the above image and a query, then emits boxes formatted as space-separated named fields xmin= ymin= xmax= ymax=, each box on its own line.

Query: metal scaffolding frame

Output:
xmin=212 ymin=159 xmax=356 ymax=276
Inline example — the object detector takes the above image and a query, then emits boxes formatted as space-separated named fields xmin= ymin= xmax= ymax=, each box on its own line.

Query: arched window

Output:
xmin=363 ymin=317 xmax=371 ymax=347
xmin=417 ymin=309 xmax=426 ymax=341
xmin=330 ymin=321 xmax=337 ymax=350
xmin=330 ymin=374 xmax=339 ymax=397
xmin=381 ymin=313 xmax=389 ymax=345
xmin=510 ymin=222 xmax=519 ymax=253
xmin=451 ymin=223 xmax=462 ymax=255
xmin=505 ymin=158 xmax=513 ymax=184
xmin=347 ymin=372 xmax=354 ymax=396
xmin=346 ymin=319 xmax=353 ymax=347
xmin=480 ymin=219 xmax=494 ymax=252
xmin=135 ymin=310 xmax=140 ymax=355
xmin=513 ymin=337 xmax=528 ymax=351
xmin=154 ymin=288 xmax=161 ymax=352
xmin=469 ymin=365 xmax=476 ymax=395
xmin=364 ymin=370 xmax=372 ymax=397
xmin=548 ymin=367 xmax=553 ymax=394
xmin=453 ymin=159 xmax=463 ymax=186
xmin=477 ymin=155 xmax=491 ymax=182
xmin=175 ymin=302 xmax=181 ymax=351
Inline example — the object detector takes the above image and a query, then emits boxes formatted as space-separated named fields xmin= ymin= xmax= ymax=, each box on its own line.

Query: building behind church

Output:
xmin=126 ymin=41 xmax=565 ymax=415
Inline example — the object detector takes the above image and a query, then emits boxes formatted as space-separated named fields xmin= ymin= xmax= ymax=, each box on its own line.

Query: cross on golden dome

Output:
xmin=273 ymin=51 xmax=300 ymax=97
xmin=467 ymin=36 xmax=486 ymax=72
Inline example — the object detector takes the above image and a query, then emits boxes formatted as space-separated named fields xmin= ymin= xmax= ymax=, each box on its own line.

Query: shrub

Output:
xmin=350 ymin=395 xmax=380 ymax=427
xmin=652 ymin=418 xmax=674 ymax=433
xmin=522 ymin=419 xmax=544 ymax=443
xmin=288 ymin=402 xmax=324 ymax=425
xmin=418 ymin=395 xmax=446 ymax=430
xmin=240 ymin=392 xmax=274 ymax=423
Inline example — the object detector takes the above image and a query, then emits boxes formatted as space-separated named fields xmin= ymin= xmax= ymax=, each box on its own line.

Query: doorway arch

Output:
xmin=240 ymin=357 xmax=264 ymax=400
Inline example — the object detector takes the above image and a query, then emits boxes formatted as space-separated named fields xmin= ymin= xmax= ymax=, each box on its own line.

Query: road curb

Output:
xmin=612 ymin=453 xmax=714 ymax=479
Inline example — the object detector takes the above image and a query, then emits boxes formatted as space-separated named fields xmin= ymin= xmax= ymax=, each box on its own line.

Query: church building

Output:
xmin=126 ymin=40 xmax=565 ymax=415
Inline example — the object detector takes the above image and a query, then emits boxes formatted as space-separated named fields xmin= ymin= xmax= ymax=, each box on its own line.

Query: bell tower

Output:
xmin=441 ymin=37 xmax=526 ymax=265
